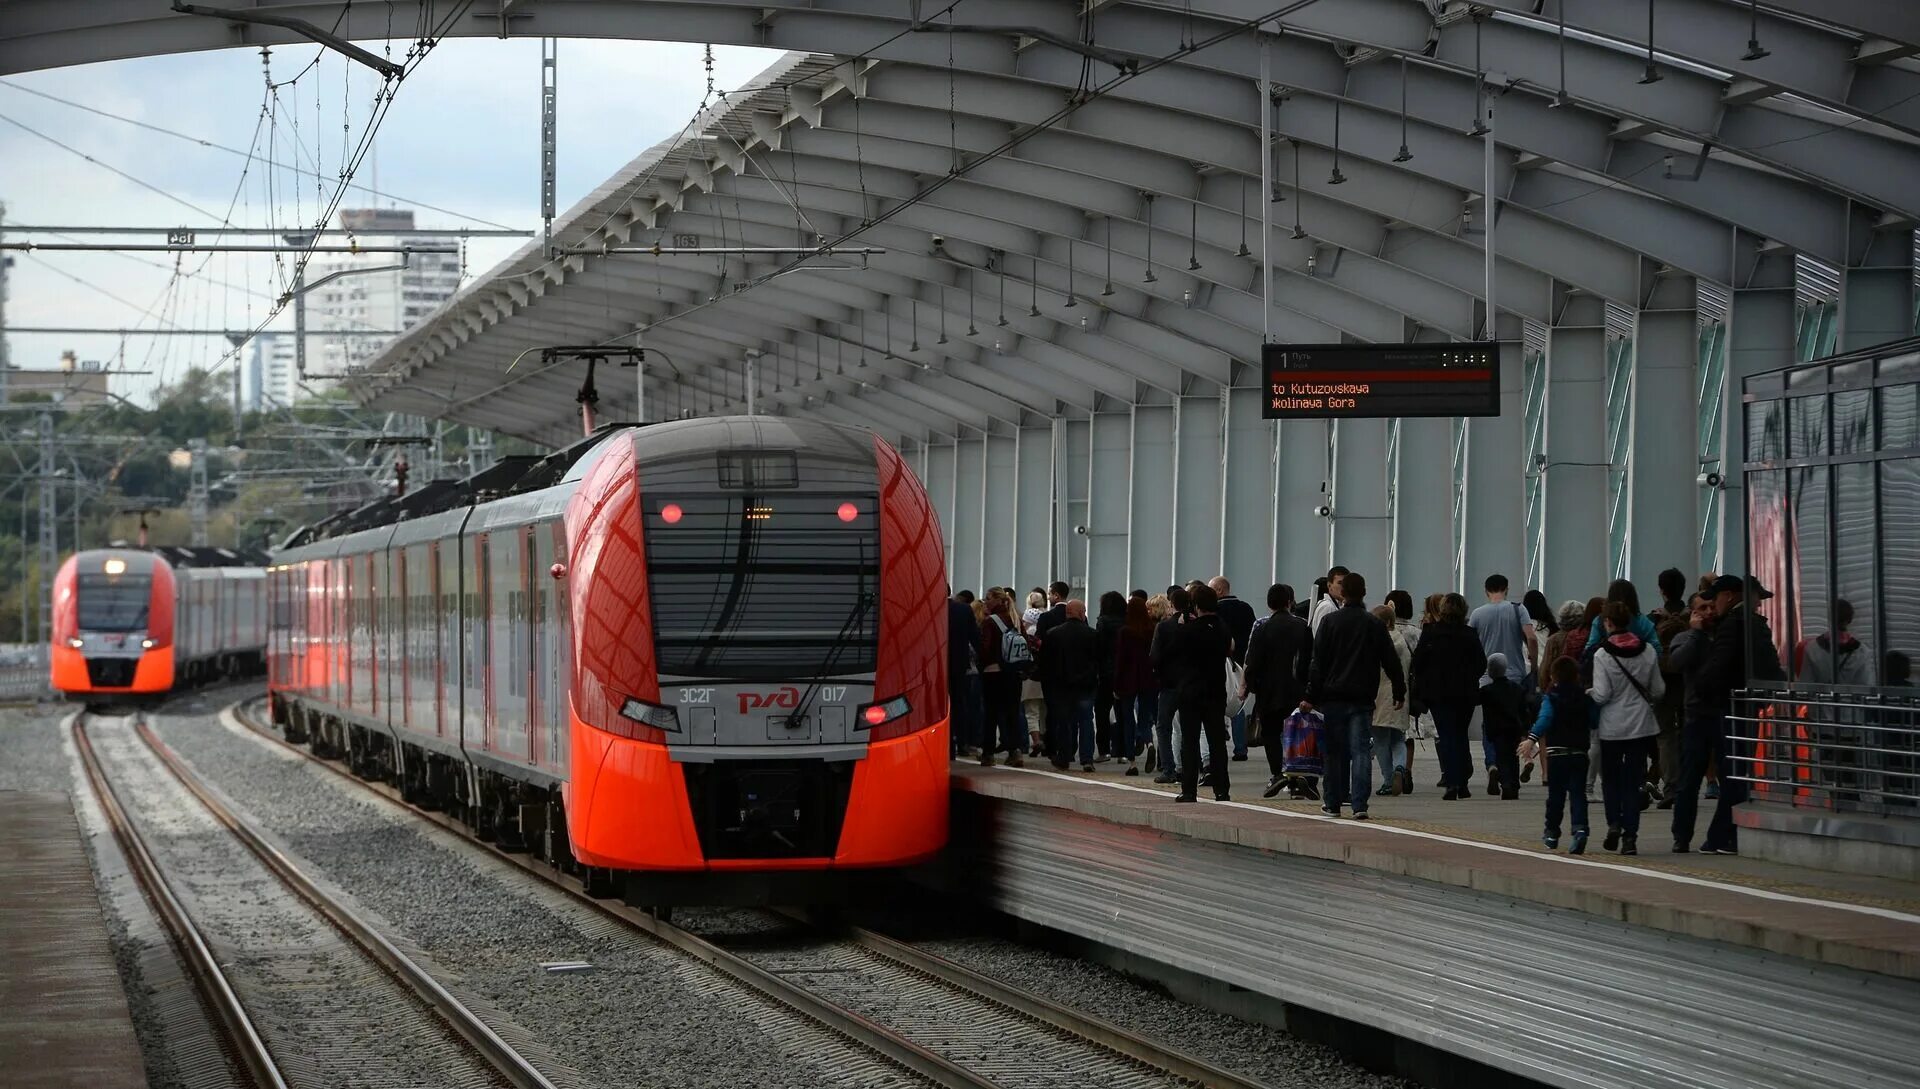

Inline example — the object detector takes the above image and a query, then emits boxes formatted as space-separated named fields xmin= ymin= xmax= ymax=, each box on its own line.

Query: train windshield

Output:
xmin=645 ymin=492 xmax=880 ymax=681
xmin=77 ymin=572 xmax=151 ymax=631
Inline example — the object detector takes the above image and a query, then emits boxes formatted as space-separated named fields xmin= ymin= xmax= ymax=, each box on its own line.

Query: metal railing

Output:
xmin=0 ymin=663 xmax=49 ymax=702
xmin=1726 ymin=689 xmax=1920 ymax=817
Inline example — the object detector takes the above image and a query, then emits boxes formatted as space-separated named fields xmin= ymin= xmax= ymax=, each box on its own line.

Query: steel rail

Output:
xmin=837 ymin=923 xmax=1275 ymax=1089
xmin=227 ymin=701 xmax=999 ymax=1089
xmin=71 ymin=712 xmax=289 ymax=1089
xmin=132 ymin=716 xmax=558 ymax=1089
xmin=229 ymin=699 xmax=1284 ymax=1089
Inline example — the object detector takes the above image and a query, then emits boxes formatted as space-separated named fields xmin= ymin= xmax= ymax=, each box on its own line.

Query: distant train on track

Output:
xmin=51 ymin=546 xmax=268 ymax=701
xmin=267 ymin=417 xmax=951 ymax=905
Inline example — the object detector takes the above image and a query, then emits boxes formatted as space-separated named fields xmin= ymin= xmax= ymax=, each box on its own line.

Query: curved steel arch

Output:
xmin=7 ymin=2 xmax=1913 ymax=446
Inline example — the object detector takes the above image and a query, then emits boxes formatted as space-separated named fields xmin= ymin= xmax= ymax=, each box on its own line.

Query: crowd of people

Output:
xmin=944 ymin=563 xmax=1783 ymax=853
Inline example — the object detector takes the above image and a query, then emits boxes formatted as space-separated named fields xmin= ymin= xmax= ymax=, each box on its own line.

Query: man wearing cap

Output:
xmin=1689 ymin=575 xmax=1786 ymax=854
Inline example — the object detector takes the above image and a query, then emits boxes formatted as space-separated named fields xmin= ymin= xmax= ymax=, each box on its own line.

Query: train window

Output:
xmin=716 ymin=451 xmax=799 ymax=490
xmin=76 ymin=573 xmax=151 ymax=631
xmin=646 ymin=491 xmax=878 ymax=681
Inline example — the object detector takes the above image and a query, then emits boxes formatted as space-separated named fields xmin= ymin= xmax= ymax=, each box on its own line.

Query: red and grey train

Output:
xmin=267 ymin=416 xmax=950 ymax=904
xmin=51 ymin=546 xmax=268 ymax=700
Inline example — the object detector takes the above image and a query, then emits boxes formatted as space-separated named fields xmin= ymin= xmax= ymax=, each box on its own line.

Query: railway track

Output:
xmin=227 ymin=699 xmax=1278 ymax=1089
xmin=74 ymin=709 xmax=558 ymax=1089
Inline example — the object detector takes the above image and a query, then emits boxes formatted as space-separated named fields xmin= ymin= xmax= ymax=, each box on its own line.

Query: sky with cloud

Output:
xmin=0 ymin=37 xmax=778 ymax=404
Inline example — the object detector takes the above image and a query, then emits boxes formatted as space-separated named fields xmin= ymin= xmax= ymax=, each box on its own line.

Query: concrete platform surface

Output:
xmin=0 ymin=790 xmax=146 ymax=1088
xmin=953 ymin=743 xmax=1920 ymax=981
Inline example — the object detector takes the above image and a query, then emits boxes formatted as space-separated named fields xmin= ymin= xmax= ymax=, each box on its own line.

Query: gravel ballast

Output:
xmin=911 ymin=935 xmax=1414 ymax=1089
xmin=89 ymin=719 xmax=511 ymax=1089
xmin=156 ymin=708 xmax=926 ymax=1089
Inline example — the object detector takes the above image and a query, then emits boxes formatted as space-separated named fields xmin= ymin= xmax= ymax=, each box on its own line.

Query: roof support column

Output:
xmin=1722 ymin=247 xmax=1797 ymax=578
xmin=1175 ymin=392 xmax=1224 ymax=586
xmin=1276 ymin=419 xmax=1332 ymax=587
xmin=1628 ymin=266 xmax=1700 ymax=595
xmin=1331 ymin=415 xmax=1390 ymax=589
xmin=984 ymin=430 xmax=1016 ymax=588
xmin=1841 ymin=215 xmax=1917 ymax=352
xmin=1223 ymin=387 xmax=1270 ymax=594
xmin=1541 ymin=291 xmax=1610 ymax=603
xmin=1131 ymin=404 xmax=1176 ymax=590
xmin=1088 ymin=410 xmax=1131 ymax=598
xmin=1463 ymin=320 xmax=1527 ymax=599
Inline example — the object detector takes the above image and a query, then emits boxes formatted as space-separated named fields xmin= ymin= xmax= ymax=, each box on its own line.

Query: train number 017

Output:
xmin=678 ymin=687 xmax=714 ymax=705
xmin=822 ymin=686 xmax=847 ymax=702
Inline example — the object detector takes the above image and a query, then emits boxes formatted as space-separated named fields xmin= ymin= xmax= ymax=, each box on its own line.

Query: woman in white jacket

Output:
xmin=1590 ymin=601 xmax=1666 ymax=856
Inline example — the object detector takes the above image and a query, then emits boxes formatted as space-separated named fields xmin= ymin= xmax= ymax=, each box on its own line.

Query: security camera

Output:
xmin=1310 ymin=503 xmax=1333 ymax=518
xmin=1074 ymin=525 xmax=1089 ymax=536
xmin=1697 ymin=471 xmax=1724 ymax=489
xmin=930 ymin=234 xmax=946 ymax=248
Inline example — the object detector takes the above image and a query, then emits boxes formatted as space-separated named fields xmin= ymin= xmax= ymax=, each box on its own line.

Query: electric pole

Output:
xmin=468 ymin=427 xmax=492 ymax=475
xmin=188 ymin=438 xmax=209 ymax=547
xmin=37 ymin=411 xmax=56 ymax=661
xmin=1 ymin=200 xmax=11 ymax=400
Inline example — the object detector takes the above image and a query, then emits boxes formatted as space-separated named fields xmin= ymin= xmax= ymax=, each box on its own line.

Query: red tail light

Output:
xmin=837 ymin=502 xmax=859 ymax=523
xmin=659 ymin=503 xmax=684 ymax=524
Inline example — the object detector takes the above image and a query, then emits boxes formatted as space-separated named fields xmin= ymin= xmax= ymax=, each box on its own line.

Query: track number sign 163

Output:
xmin=1261 ymin=343 xmax=1502 ymax=419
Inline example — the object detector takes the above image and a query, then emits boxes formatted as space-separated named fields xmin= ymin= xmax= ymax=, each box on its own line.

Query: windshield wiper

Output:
xmin=787 ymin=590 xmax=876 ymax=730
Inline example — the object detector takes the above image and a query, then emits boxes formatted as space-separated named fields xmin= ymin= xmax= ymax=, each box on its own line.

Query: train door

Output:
xmin=492 ymin=528 xmax=525 ymax=763
xmin=393 ymin=547 xmax=409 ymax=732
xmin=432 ymin=541 xmax=451 ymax=739
xmin=523 ymin=524 xmax=540 ymax=767
xmin=471 ymin=533 xmax=493 ymax=753
xmin=544 ymin=520 xmax=571 ymax=772
xmin=337 ymin=556 xmax=351 ymax=709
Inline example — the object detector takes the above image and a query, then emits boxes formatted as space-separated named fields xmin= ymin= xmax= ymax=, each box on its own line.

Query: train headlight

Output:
xmin=102 ymin=557 xmax=126 ymax=576
xmin=857 ymin=695 xmax=911 ymax=729
xmin=67 ymin=637 xmax=84 ymax=649
xmin=141 ymin=638 xmax=155 ymax=650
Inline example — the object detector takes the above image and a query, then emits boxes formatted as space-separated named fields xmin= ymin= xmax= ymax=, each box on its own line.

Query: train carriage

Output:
xmin=51 ymin=545 xmax=268 ymax=699
xmin=268 ymin=417 xmax=950 ymax=905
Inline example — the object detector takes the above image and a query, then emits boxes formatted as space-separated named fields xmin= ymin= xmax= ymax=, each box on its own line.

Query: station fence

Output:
xmin=1726 ymin=689 xmax=1920 ymax=817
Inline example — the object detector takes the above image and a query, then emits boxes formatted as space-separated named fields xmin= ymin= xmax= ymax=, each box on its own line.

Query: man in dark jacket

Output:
xmin=1210 ymin=576 xmax=1257 ymax=762
xmin=1147 ymin=586 xmax=1192 ymax=784
xmin=1243 ymin=583 xmax=1312 ymax=798
xmin=1666 ymin=592 xmax=1722 ymax=851
xmin=1033 ymin=580 xmax=1071 ymax=640
xmin=1689 ymin=575 xmax=1784 ymax=854
xmin=1174 ymin=585 xmax=1234 ymax=802
xmin=1040 ymin=599 xmax=1101 ymax=771
xmin=1302 ymin=572 xmax=1406 ymax=819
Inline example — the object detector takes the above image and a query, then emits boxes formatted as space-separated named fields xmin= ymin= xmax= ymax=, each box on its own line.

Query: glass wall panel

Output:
xmin=1789 ymin=466 xmax=1829 ymax=674
xmin=1824 ymin=462 xmax=1878 ymax=686
xmin=1833 ymin=389 xmax=1873 ymax=455
xmin=1881 ymin=385 xmax=1918 ymax=451
xmin=1881 ymin=458 xmax=1920 ymax=687
xmin=1747 ymin=400 xmax=1784 ymax=461
xmin=1790 ymin=395 xmax=1829 ymax=458
xmin=1748 ymin=468 xmax=1790 ymax=675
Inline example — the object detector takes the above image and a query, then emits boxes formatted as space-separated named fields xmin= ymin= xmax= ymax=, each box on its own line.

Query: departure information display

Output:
xmin=1261 ymin=343 xmax=1501 ymax=419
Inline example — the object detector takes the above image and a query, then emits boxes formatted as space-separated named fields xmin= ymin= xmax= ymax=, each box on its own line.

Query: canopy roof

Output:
xmin=8 ymin=1 xmax=1917 ymax=445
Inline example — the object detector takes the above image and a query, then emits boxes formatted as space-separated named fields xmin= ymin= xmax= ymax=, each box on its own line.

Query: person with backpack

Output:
xmin=1469 ymin=575 xmax=1539 ymax=795
xmin=976 ymin=589 xmax=1029 ymax=768
xmin=1521 ymin=657 xmax=1597 ymax=853
xmin=1591 ymin=600 xmax=1666 ymax=855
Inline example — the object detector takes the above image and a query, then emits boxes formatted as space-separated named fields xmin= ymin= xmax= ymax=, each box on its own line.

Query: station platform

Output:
xmin=0 ymin=791 xmax=146 ymax=1089
xmin=942 ymin=752 xmax=1920 ymax=1089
